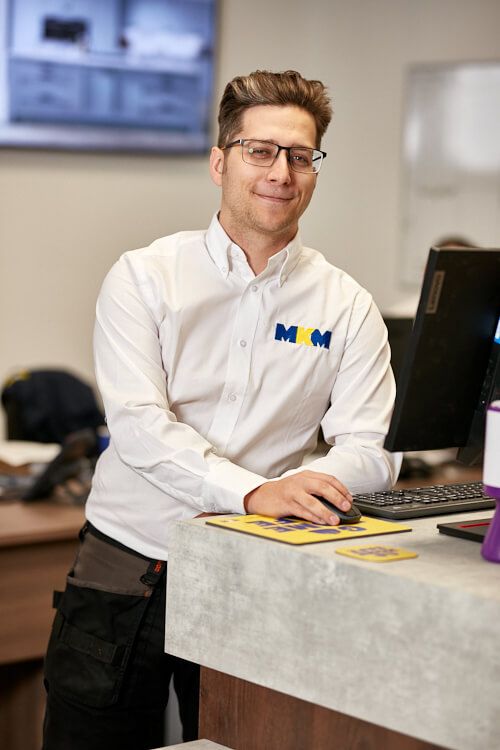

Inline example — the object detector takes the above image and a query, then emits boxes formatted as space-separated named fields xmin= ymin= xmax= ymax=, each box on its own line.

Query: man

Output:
xmin=42 ymin=70 xmax=400 ymax=750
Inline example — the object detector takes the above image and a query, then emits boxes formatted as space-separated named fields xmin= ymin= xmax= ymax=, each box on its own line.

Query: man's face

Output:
xmin=210 ymin=105 xmax=319 ymax=247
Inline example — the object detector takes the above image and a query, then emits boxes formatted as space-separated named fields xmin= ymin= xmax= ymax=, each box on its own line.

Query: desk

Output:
xmin=0 ymin=501 xmax=84 ymax=750
xmin=164 ymin=472 xmax=500 ymax=750
xmin=396 ymin=463 xmax=482 ymax=489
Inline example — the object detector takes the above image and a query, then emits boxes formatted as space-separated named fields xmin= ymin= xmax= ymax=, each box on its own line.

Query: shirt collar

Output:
xmin=205 ymin=214 xmax=232 ymax=278
xmin=205 ymin=213 xmax=302 ymax=286
xmin=273 ymin=235 xmax=302 ymax=287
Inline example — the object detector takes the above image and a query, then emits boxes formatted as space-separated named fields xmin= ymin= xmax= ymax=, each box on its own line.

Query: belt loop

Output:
xmin=52 ymin=590 xmax=63 ymax=610
xmin=140 ymin=560 xmax=166 ymax=587
xmin=52 ymin=610 xmax=64 ymax=638
xmin=78 ymin=521 xmax=90 ymax=542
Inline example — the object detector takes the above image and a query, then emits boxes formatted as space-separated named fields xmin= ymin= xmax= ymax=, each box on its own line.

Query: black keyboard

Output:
xmin=354 ymin=481 xmax=495 ymax=520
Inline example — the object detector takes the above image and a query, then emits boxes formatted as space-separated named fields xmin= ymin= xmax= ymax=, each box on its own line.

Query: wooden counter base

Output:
xmin=200 ymin=667 xmax=445 ymax=750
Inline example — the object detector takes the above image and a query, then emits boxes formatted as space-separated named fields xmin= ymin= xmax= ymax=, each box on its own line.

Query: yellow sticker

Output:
xmin=335 ymin=545 xmax=418 ymax=562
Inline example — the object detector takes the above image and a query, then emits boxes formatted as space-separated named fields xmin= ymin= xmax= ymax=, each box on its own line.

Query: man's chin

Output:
xmin=252 ymin=212 xmax=297 ymax=237
xmin=264 ymin=224 xmax=296 ymax=240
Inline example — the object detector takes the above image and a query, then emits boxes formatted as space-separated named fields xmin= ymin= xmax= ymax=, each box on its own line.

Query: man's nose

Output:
xmin=267 ymin=149 xmax=292 ymax=183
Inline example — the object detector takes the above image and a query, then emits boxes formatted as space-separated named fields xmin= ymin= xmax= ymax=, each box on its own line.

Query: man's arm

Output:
xmin=303 ymin=295 xmax=402 ymax=492
xmin=246 ymin=294 xmax=401 ymax=514
xmin=94 ymin=258 xmax=267 ymax=516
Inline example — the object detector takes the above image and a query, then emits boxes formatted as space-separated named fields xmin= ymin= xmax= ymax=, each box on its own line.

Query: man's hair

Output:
xmin=217 ymin=70 xmax=333 ymax=149
xmin=434 ymin=235 xmax=476 ymax=249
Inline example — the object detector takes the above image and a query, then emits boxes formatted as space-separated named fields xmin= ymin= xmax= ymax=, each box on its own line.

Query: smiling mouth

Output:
xmin=254 ymin=193 xmax=294 ymax=203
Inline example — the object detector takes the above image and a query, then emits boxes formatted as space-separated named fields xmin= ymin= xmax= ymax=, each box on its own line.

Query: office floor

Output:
xmin=165 ymin=680 xmax=183 ymax=744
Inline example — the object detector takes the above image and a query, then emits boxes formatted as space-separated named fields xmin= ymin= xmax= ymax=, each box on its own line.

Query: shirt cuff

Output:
xmin=202 ymin=459 xmax=267 ymax=514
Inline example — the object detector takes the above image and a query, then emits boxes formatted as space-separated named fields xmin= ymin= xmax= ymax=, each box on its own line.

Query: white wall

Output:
xmin=1 ymin=0 xmax=499 ymax=402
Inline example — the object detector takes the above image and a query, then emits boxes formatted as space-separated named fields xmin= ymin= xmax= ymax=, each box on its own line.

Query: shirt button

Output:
xmin=221 ymin=266 xmax=228 ymax=274
xmin=239 ymin=339 xmax=247 ymax=348
xmin=228 ymin=393 xmax=237 ymax=402
xmin=251 ymin=285 xmax=258 ymax=292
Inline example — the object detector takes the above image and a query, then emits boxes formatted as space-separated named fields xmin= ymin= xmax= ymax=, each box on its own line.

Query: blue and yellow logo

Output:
xmin=274 ymin=323 xmax=332 ymax=349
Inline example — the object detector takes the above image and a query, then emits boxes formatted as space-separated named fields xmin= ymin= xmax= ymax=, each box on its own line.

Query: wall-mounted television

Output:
xmin=0 ymin=0 xmax=217 ymax=153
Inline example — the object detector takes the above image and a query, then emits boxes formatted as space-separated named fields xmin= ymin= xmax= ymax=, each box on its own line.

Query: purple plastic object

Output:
xmin=481 ymin=402 xmax=500 ymax=563
xmin=481 ymin=488 xmax=500 ymax=563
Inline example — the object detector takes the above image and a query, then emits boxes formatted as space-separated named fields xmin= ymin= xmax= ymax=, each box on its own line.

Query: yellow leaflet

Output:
xmin=336 ymin=545 xmax=418 ymax=562
xmin=206 ymin=514 xmax=411 ymax=545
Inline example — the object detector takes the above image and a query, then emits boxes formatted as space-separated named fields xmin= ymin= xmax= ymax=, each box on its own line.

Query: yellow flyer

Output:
xmin=206 ymin=514 xmax=411 ymax=545
xmin=336 ymin=545 xmax=418 ymax=562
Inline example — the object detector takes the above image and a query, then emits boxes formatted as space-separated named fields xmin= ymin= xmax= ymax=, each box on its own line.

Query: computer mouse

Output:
xmin=314 ymin=496 xmax=362 ymax=524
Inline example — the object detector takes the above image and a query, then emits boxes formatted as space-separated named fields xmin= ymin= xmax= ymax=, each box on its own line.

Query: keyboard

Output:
xmin=354 ymin=481 xmax=495 ymax=520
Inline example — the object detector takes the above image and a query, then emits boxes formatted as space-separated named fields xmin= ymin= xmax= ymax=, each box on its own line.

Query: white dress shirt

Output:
xmin=86 ymin=215 xmax=401 ymax=558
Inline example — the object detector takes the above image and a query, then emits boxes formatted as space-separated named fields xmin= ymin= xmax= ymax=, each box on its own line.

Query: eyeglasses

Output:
xmin=222 ymin=139 xmax=327 ymax=174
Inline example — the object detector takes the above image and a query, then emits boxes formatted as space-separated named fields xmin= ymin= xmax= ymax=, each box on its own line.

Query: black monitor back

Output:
xmin=384 ymin=247 xmax=500 ymax=455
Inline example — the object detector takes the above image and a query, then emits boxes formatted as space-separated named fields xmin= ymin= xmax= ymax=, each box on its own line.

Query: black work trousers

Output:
xmin=42 ymin=523 xmax=200 ymax=750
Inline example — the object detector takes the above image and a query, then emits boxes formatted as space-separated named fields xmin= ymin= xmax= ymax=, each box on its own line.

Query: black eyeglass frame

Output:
xmin=222 ymin=138 xmax=327 ymax=174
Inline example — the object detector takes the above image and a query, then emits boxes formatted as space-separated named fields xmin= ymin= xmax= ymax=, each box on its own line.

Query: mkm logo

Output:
xmin=274 ymin=323 xmax=332 ymax=349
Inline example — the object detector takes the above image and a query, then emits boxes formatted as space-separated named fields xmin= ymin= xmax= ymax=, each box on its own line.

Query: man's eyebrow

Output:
xmin=247 ymin=138 xmax=316 ymax=149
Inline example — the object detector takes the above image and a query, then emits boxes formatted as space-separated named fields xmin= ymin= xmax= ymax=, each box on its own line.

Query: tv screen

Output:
xmin=0 ymin=0 xmax=217 ymax=153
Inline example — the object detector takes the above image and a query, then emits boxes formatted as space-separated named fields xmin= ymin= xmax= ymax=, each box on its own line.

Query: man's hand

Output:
xmin=244 ymin=470 xmax=353 ymax=525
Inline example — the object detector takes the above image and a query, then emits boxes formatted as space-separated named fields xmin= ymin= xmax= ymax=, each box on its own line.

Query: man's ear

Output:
xmin=209 ymin=146 xmax=225 ymax=185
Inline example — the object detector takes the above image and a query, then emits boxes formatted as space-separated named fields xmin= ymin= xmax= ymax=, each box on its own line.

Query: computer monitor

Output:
xmin=384 ymin=247 xmax=500 ymax=465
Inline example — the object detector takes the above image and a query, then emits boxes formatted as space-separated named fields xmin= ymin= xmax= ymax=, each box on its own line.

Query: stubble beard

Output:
xmin=229 ymin=194 xmax=298 ymax=243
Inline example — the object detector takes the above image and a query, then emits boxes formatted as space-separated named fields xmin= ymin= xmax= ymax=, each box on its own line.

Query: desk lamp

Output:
xmin=481 ymin=401 xmax=500 ymax=563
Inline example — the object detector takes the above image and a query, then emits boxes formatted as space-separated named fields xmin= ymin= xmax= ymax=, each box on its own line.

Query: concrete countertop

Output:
xmin=165 ymin=510 xmax=500 ymax=750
